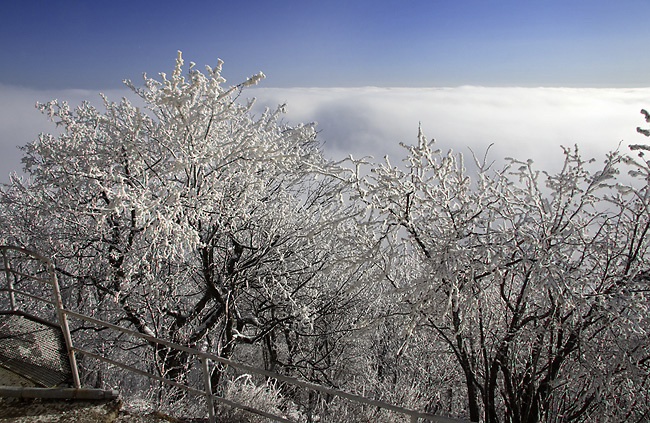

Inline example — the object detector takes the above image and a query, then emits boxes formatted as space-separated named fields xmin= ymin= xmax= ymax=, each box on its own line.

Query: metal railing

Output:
xmin=1 ymin=245 xmax=80 ymax=389
xmin=0 ymin=245 xmax=466 ymax=423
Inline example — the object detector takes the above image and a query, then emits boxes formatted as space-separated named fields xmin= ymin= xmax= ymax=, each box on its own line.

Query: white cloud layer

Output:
xmin=0 ymin=84 xmax=132 ymax=183
xmin=249 ymin=86 xmax=650 ymax=173
xmin=1 ymin=84 xmax=649 ymax=184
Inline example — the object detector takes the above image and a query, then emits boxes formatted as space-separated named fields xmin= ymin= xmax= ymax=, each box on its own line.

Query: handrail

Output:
xmin=0 ymin=245 xmax=467 ymax=423
xmin=0 ymin=287 xmax=57 ymax=306
xmin=63 ymin=309 xmax=464 ymax=423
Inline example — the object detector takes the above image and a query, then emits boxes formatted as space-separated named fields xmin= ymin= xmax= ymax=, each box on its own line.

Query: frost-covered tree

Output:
xmin=0 ymin=52 xmax=362 ymax=395
xmin=358 ymin=126 xmax=650 ymax=422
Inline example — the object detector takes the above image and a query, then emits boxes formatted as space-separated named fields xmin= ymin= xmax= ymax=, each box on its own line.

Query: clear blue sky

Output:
xmin=2 ymin=0 xmax=650 ymax=89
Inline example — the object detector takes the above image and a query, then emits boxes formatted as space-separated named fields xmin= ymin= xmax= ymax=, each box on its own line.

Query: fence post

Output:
xmin=202 ymin=357 xmax=216 ymax=423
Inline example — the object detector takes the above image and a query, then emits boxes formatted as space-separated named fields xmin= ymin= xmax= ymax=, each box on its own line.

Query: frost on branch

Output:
xmin=636 ymin=109 xmax=650 ymax=137
xmin=359 ymin=124 xmax=650 ymax=422
xmin=0 ymin=51 xmax=363 ymax=406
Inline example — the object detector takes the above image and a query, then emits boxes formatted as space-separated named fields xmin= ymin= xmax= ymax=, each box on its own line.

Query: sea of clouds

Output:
xmin=1 ymin=84 xmax=649 ymax=184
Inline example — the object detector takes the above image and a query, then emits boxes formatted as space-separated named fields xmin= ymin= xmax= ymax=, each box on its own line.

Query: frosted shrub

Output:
xmin=217 ymin=374 xmax=303 ymax=423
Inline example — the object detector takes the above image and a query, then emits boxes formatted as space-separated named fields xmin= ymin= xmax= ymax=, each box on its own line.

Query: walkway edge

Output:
xmin=0 ymin=386 xmax=119 ymax=400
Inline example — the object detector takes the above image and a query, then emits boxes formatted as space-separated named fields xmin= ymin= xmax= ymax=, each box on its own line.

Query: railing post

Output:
xmin=202 ymin=357 xmax=216 ymax=423
xmin=47 ymin=261 xmax=81 ymax=388
xmin=1 ymin=247 xmax=16 ymax=311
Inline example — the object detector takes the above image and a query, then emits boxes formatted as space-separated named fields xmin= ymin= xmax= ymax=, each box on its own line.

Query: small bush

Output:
xmin=216 ymin=374 xmax=303 ymax=423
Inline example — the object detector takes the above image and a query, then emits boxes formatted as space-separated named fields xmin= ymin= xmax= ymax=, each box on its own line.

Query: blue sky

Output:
xmin=3 ymin=0 xmax=650 ymax=89
xmin=1 ymin=1 xmax=650 ymax=183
